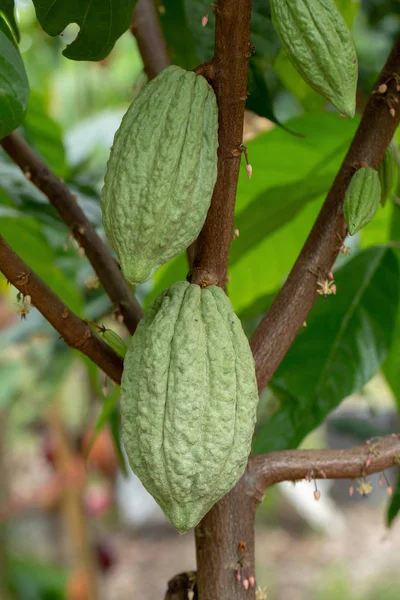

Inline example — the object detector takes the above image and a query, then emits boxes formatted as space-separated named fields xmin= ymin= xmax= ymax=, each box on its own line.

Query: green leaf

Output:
xmin=274 ymin=50 xmax=326 ymax=112
xmin=0 ymin=13 xmax=29 ymax=137
xmin=230 ymin=173 xmax=334 ymax=265
xmin=31 ymin=0 xmax=138 ymax=61
xmin=235 ymin=112 xmax=358 ymax=213
xmin=0 ymin=216 xmax=83 ymax=316
xmin=388 ymin=471 xmax=400 ymax=527
xmin=159 ymin=0 xmax=201 ymax=69
xmin=334 ymin=0 xmax=360 ymax=27
xmin=253 ymin=247 xmax=400 ymax=454
xmin=382 ymin=202 xmax=400 ymax=409
xmin=21 ymin=90 xmax=67 ymax=177
xmin=246 ymin=58 xmax=283 ymax=125
xmin=0 ymin=0 xmax=19 ymax=40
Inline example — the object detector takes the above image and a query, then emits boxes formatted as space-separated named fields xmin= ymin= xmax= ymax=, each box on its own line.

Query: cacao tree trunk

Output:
xmin=195 ymin=470 xmax=258 ymax=600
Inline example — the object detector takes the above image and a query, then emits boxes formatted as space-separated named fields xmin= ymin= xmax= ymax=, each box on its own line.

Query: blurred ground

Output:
xmin=4 ymin=437 xmax=400 ymax=600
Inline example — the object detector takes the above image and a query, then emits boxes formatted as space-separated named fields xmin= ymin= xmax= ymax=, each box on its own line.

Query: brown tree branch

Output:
xmin=130 ymin=0 xmax=170 ymax=80
xmin=0 ymin=132 xmax=143 ymax=335
xmin=249 ymin=434 xmax=400 ymax=499
xmin=251 ymin=34 xmax=400 ymax=393
xmin=189 ymin=0 xmax=253 ymax=289
xmin=0 ymin=235 xmax=123 ymax=384
xmin=168 ymin=435 xmax=400 ymax=599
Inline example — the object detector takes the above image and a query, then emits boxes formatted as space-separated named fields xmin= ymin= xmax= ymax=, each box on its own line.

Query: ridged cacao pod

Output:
xmin=343 ymin=167 xmax=381 ymax=235
xmin=101 ymin=66 xmax=218 ymax=286
xmin=379 ymin=142 xmax=398 ymax=207
xmin=120 ymin=281 xmax=259 ymax=532
xmin=270 ymin=0 xmax=358 ymax=118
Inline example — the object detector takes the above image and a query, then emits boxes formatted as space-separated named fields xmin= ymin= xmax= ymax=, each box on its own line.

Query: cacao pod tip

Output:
xmin=201 ymin=14 xmax=208 ymax=27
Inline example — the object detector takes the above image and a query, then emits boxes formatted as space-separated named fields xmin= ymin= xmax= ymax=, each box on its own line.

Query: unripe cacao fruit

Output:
xmin=379 ymin=142 xmax=398 ymax=207
xmin=343 ymin=167 xmax=381 ymax=235
xmin=120 ymin=281 xmax=259 ymax=532
xmin=270 ymin=0 xmax=358 ymax=118
xmin=100 ymin=328 xmax=128 ymax=358
xmin=101 ymin=66 xmax=218 ymax=286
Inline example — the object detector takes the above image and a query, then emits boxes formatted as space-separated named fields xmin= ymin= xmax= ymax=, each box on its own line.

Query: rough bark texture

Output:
xmin=0 ymin=132 xmax=143 ymax=334
xmin=195 ymin=472 xmax=257 ymax=600
xmin=189 ymin=0 xmax=253 ymax=289
xmin=251 ymin=34 xmax=400 ymax=392
xmin=0 ymin=235 xmax=123 ymax=383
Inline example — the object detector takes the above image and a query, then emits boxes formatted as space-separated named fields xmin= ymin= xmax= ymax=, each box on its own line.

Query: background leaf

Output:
xmin=382 ymin=201 xmax=400 ymax=409
xmin=388 ymin=470 xmax=400 ymax=527
xmin=0 ymin=216 xmax=83 ymax=315
xmin=0 ymin=13 xmax=29 ymax=137
xmin=31 ymin=0 xmax=138 ymax=61
xmin=21 ymin=90 xmax=67 ymax=177
xmin=253 ymin=247 xmax=400 ymax=454
xmin=0 ymin=0 xmax=19 ymax=40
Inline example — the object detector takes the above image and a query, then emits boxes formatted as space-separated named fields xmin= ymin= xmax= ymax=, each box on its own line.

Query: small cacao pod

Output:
xmin=378 ymin=142 xmax=398 ymax=207
xmin=101 ymin=66 xmax=218 ymax=286
xmin=100 ymin=328 xmax=128 ymax=358
xmin=343 ymin=167 xmax=381 ymax=235
xmin=120 ymin=281 xmax=259 ymax=532
xmin=270 ymin=0 xmax=358 ymax=118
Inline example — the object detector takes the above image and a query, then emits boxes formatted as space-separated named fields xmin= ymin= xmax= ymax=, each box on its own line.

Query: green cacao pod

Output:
xmin=378 ymin=142 xmax=398 ymax=207
xmin=100 ymin=328 xmax=128 ymax=358
xmin=270 ymin=0 xmax=358 ymax=118
xmin=343 ymin=167 xmax=381 ymax=235
xmin=101 ymin=66 xmax=218 ymax=286
xmin=120 ymin=281 xmax=259 ymax=532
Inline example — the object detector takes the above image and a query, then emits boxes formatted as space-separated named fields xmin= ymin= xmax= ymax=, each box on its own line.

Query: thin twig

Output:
xmin=0 ymin=132 xmax=143 ymax=334
xmin=130 ymin=0 xmax=170 ymax=80
xmin=251 ymin=34 xmax=400 ymax=393
xmin=0 ymin=235 xmax=123 ymax=383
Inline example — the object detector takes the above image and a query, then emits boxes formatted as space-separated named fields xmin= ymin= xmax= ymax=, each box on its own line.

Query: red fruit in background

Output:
xmin=95 ymin=538 xmax=115 ymax=572
xmin=82 ymin=426 xmax=118 ymax=479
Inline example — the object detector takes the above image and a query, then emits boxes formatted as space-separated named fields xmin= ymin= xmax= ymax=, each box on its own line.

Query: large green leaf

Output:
xmin=274 ymin=50 xmax=326 ymax=113
xmin=0 ymin=216 xmax=82 ymax=316
xmin=0 ymin=0 xmax=19 ymax=40
xmin=253 ymin=247 xmax=400 ymax=454
xmin=230 ymin=174 xmax=334 ymax=265
xmin=235 ymin=112 xmax=358 ymax=213
xmin=382 ymin=202 xmax=400 ymax=409
xmin=334 ymin=0 xmax=360 ymax=27
xmin=31 ymin=0 xmax=138 ymax=61
xmin=0 ymin=13 xmax=29 ymax=137
xmin=159 ymin=0 xmax=201 ymax=69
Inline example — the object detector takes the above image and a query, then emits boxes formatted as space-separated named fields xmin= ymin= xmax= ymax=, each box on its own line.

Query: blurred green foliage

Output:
xmin=0 ymin=4 xmax=399 ymax=596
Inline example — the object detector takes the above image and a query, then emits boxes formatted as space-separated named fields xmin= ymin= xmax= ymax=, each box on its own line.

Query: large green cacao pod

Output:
xmin=101 ymin=66 xmax=218 ymax=286
xmin=379 ymin=142 xmax=398 ymax=207
xmin=270 ymin=0 xmax=358 ymax=118
xmin=343 ymin=167 xmax=381 ymax=235
xmin=120 ymin=281 xmax=259 ymax=532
